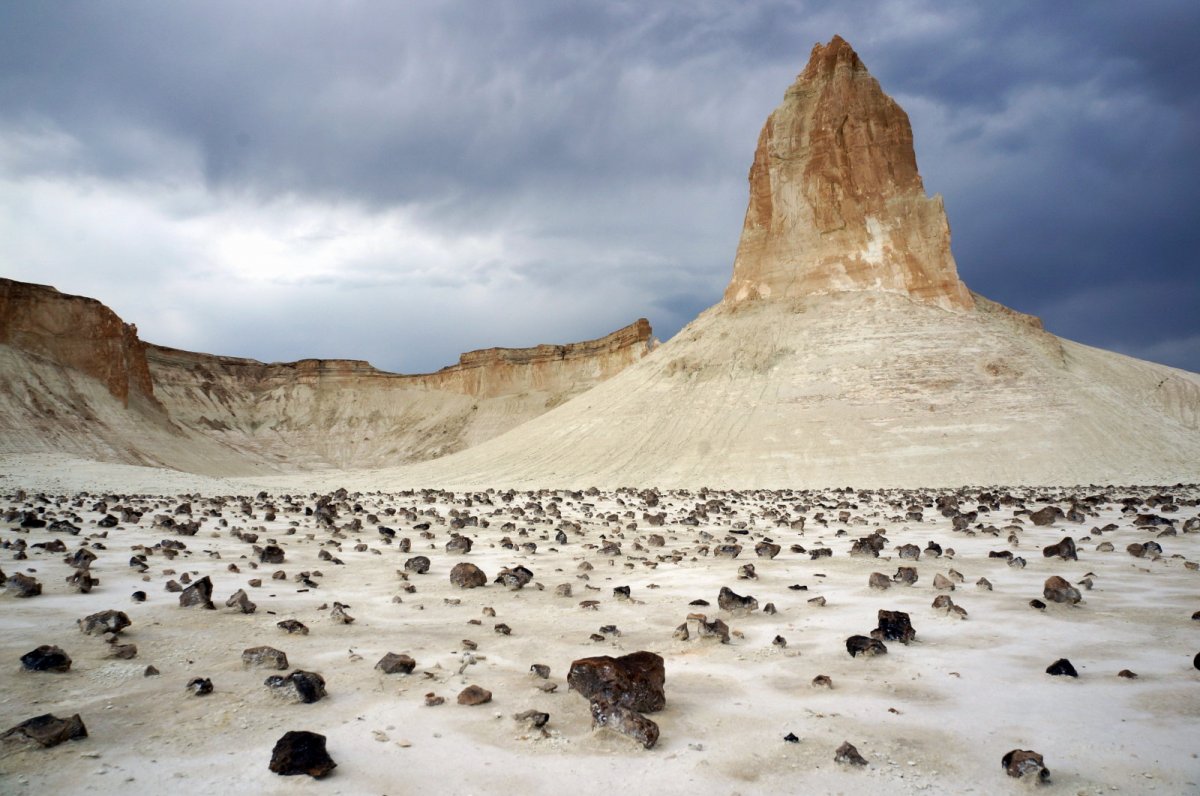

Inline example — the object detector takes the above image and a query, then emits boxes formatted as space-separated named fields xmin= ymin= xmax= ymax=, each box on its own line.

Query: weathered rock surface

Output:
xmin=450 ymin=562 xmax=487 ymax=588
xmin=269 ymin=730 xmax=336 ymax=778
xmin=567 ymin=651 xmax=666 ymax=713
xmin=723 ymin=36 xmax=972 ymax=312
xmin=376 ymin=653 xmax=416 ymax=675
xmin=79 ymin=609 xmax=130 ymax=635
xmin=1 ymin=713 xmax=87 ymax=748
xmin=243 ymin=646 xmax=289 ymax=670
xmin=266 ymin=670 xmax=327 ymax=704
xmin=179 ymin=576 xmax=214 ymax=609
xmin=20 ymin=645 xmax=72 ymax=673
xmin=1002 ymin=749 xmax=1050 ymax=782
xmin=1043 ymin=576 xmax=1082 ymax=605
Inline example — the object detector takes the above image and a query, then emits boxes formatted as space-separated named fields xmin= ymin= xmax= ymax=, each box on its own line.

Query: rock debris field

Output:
xmin=2 ymin=484 xmax=1199 ymax=794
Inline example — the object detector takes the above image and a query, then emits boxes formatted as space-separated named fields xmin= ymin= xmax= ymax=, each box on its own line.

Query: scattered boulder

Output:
xmin=457 ymin=685 xmax=492 ymax=705
xmin=868 ymin=572 xmax=891 ymax=590
xmin=20 ymin=645 xmax=72 ymax=673
xmin=225 ymin=588 xmax=257 ymax=614
xmin=329 ymin=602 xmax=355 ymax=624
xmin=259 ymin=545 xmax=285 ymax=564
xmin=243 ymin=646 xmax=289 ymax=670
xmin=893 ymin=566 xmax=918 ymax=585
xmin=446 ymin=535 xmax=473 ymax=554
xmin=1042 ymin=537 xmax=1077 ymax=560
xmin=568 ymin=651 xmax=666 ymax=713
xmin=1 ymin=714 xmax=87 ymax=748
xmin=277 ymin=619 xmax=309 ymax=635
xmin=835 ymin=741 xmax=868 ymax=766
xmin=266 ymin=670 xmax=327 ymax=703
xmin=812 ymin=674 xmax=833 ymax=689
xmin=1002 ymin=749 xmax=1050 ymax=782
xmin=1046 ymin=658 xmax=1078 ymax=677
xmin=1029 ymin=506 xmax=1063 ymax=526
xmin=450 ymin=562 xmax=487 ymax=589
xmin=932 ymin=573 xmax=955 ymax=591
xmin=79 ymin=609 xmax=130 ymax=635
xmin=7 ymin=573 xmax=42 ymax=598
xmin=755 ymin=541 xmax=781 ymax=559
xmin=589 ymin=697 xmax=659 ymax=749
xmin=872 ymin=610 xmax=915 ymax=644
xmin=179 ymin=576 xmax=215 ymax=609
xmin=1043 ymin=576 xmax=1081 ymax=605
xmin=404 ymin=556 xmax=431 ymax=574
xmin=495 ymin=565 xmax=533 ymax=590
xmin=186 ymin=677 xmax=214 ymax=696
xmin=376 ymin=653 xmax=416 ymax=675
xmin=269 ymin=730 xmax=336 ymax=778
xmin=514 ymin=709 xmax=550 ymax=729
xmin=846 ymin=635 xmax=887 ymax=658
xmin=717 ymin=586 xmax=758 ymax=612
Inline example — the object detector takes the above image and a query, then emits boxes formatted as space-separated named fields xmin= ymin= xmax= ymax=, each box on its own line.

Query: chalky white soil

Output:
xmin=1 ymin=473 xmax=1197 ymax=796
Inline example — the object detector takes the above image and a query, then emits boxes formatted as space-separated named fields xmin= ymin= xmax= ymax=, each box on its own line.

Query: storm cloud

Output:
xmin=2 ymin=1 xmax=1196 ymax=372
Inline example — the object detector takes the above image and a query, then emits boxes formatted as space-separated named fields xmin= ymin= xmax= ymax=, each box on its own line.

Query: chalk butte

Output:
xmin=724 ymin=35 xmax=972 ymax=311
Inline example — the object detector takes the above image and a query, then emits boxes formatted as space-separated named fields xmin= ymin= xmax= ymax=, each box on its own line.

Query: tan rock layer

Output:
xmin=0 ymin=278 xmax=157 ymax=407
xmin=724 ymin=35 xmax=973 ymax=312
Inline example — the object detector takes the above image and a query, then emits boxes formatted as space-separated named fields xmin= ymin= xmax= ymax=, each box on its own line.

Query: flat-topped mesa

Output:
xmin=723 ymin=35 xmax=974 ymax=312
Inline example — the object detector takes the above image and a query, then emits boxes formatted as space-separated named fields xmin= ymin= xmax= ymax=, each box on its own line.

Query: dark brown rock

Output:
xmin=568 ymin=651 xmax=666 ymax=713
xmin=1002 ymin=749 xmax=1049 ymax=781
xmin=1 ymin=713 xmax=87 ymax=748
xmin=450 ymin=562 xmax=487 ymax=589
xmin=277 ymin=619 xmax=309 ymax=635
xmin=376 ymin=652 xmax=416 ymax=674
xmin=1029 ymin=506 xmax=1063 ymax=526
xmin=269 ymin=730 xmax=336 ymax=778
xmin=717 ymin=586 xmax=758 ymax=612
xmin=457 ymin=685 xmax=492 ymax=705
xmin=893 ymin=566 xmax=918 ymax=585
xmin=7 ymin=573 xmax=41 ymax=598
xmin=79 ymin=609 xmax=130 ymax=635
xmin=179 ymin=575 xmax=214 ymax=609
xmin=835 ymin=741 xmax=868 ymax=766
xmin=1042 ymin=536 xmax=1077 ymax=560
xmin=1043 ymin=576 xmax=1081 ymax=605
xmin=404 ymin=555 xmax=431 ymax=574
xmin=259 ymin=545 xmax=285 ymax=564
xmin=846 ymin=635 xmax=887 ymax=657
xmin=186 ymin=677 xmax=213 ymax=695
xmin=868 ymin=572 xmax=891 ymax=590
xmin=225 ymin=588 xmax=257 ymax=613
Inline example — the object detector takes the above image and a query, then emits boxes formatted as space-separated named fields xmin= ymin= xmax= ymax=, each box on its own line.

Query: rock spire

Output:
xmin=723 ymin=35 xmax=973 ymax=311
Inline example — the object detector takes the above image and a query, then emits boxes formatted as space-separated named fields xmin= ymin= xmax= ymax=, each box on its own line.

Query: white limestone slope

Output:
xmin=359 ymin=292 xmax=1200 ymax=490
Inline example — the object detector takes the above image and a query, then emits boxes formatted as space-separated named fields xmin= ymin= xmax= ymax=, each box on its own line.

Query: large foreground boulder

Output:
xmin=568 ymin=651 xmax=665 ymax=713
xmin=269 ymin=730 xmax=336 ymax=778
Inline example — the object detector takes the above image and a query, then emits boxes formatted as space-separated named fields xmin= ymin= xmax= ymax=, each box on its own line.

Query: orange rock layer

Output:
xmin=724 ymin=35 xmax=974 ymax=312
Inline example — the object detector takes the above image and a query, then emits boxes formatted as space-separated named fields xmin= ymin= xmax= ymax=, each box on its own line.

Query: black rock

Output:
xmin=186 ymin=677 xmax=214 ymax=695
xmin=1046 ymin=658 xmax=1078 ymax=677
xmin=260 ymin=545 xmax=286 ymax=564
xmin=873 ymin=610 xmax=915 ymax=644
xmin=269 ymin=730 xmax=336 ymax=778
xmin=20 ymin=645 xmax=72 ymax=673
xmin=784 ymin=732 xmax=799 ymax=743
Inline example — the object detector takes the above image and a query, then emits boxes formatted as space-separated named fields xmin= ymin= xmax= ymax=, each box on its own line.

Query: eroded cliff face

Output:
xmin=144 ymin=319 xmax=655 ymax=468
xmin=724 ymin=36 xmax=974 ymax=312
xmin=0 ymin=279 xmax=158 ymax=407
xmin=0 ymin=277 xmax=654 ymax=471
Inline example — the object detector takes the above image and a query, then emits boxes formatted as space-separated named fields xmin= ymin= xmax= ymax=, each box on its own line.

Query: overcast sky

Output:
xmin=2 ymin=1 xmax=1197 ymax=373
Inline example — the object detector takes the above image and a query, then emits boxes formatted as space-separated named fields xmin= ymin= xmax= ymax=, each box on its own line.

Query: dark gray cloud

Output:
xmin=1 ymin=0 xmax=1196 ymax=373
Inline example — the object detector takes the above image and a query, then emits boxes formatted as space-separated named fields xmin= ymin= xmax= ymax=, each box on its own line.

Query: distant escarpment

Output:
xmin=0 ymin=278 xmax=654 ymax=472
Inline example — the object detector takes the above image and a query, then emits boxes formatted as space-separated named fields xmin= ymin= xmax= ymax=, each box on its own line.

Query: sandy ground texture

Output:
xmin=1 ymin=477 xmax=1198 ymax=796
